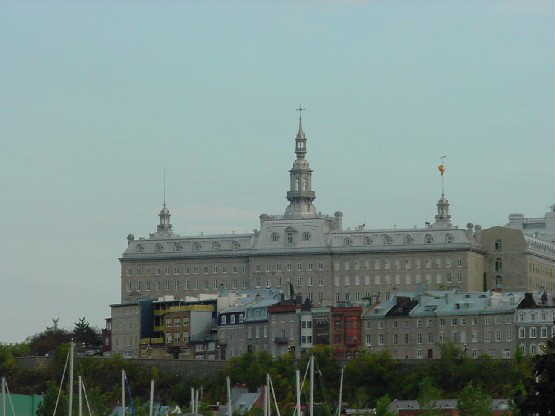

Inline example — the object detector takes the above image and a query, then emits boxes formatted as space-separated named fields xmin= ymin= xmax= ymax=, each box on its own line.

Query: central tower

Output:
xmin=284 ymin=107 xmax=317 ymax=218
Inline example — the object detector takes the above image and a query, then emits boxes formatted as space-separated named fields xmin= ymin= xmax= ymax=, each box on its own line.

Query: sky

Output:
xmin=0 ymin=0 xmax=553 ymax=343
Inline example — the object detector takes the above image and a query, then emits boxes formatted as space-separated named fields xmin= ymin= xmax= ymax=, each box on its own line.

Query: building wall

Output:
xmin=515 ymin=307 xmax=555 ymax=356
xmin=363 ymin=312 xmax=515 ymax=360
xmin=120 ymin=246 xmax=485 ymax=307
xmin=481 ymin=227 xmax=555 ymax=293
xmin=110 ymin=304 xmax=141 ymax=356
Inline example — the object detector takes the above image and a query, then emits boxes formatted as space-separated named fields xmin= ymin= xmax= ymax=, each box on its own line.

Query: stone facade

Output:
xmin=507 ymin=205 xmax=555 ymax=243
xmin=481 ymin=227 xmax=555 ymax=293
xmin=110 ymin=303 xmax=141 ymax=357
xmin=116 ymin=116 xmax=554 ymax=338
xmin=362 ymin=290 xmax=535 ymax=360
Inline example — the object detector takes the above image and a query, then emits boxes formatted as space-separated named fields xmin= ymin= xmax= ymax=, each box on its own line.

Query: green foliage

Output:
xmin=73 ymin=317 xmax=102 ymax=348
xmin=374 ymin=395 xmax=395 ymax=416
xmin=457 ymin=383 xmax=492 ymax=416
xmin=28 ymin=328 xmax=71 ymax=356
xmin=417 ymin=378 xmax=442 ymax=416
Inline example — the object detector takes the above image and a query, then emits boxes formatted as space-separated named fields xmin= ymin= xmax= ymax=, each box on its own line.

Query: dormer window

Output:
xmin=344 ymin=238 xmax=352 ymax=246
xmin=232 ymin=241 xmax=240 ymax=250
xmin=136 ymin=244 xmax=144 ymax=252
xmin=303 ymin=232 xmax=311 ymax=241
xmin=404 ymin=234 xmax=413 ymax=244
xmin=425 ymin=234 xmax=433 ymax=244
xmin=271 ymin=232 xmax=280 ymax=242
xmin=383 ymin=234 xmax=392 ymax=245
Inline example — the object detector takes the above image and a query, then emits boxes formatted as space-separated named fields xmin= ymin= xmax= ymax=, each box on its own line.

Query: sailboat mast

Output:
xmin=68 ymin=342 xmax=75 ymax=416
xmin=295 ymin=369 xmax=301 ymax=416
xmin=226 ymin=377 xmax=232 ymax=416
xmin=2 ymin=377 xmax=6 ymax=416
xmin=190 ymin=387 xmax=194 ymax=415
xmin=337 ymin=367 xmax=344 ymax=416
xmin=309 ymin=356 xmax=314 ymax=416
xmin=195 ymin=388 xmax=199 ymax=414
xmin=149 ymin=379 xmax=154 ymax=416
xmin=78 ymin=376 xmax=83 ymax=416
xmin=121 ymin=370 xmax=126 ymax=416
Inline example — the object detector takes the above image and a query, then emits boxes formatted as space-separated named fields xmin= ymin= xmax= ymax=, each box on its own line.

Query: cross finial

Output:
xmin=296 ymin=105 xmax=305 ymax=121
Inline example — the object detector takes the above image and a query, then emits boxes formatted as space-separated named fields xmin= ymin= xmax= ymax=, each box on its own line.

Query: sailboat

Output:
xmin=51 ymin=341 xmax=95 ymax=416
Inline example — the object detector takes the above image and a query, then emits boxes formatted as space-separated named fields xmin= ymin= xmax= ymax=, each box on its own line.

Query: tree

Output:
xmin=457 ymin=383 xmax=492 ymax=416
xmin=27 ymin=328 xmax=71 ymax=356
xmin=374 ymin=395 xmax=395 ymax=416
xmin=417 ymin=377 xmax=442 ymax=416
xmin=73 ymin=317 xmax=102 ymax=347
xmin=518 ymin=337 xmax=555 ymax=415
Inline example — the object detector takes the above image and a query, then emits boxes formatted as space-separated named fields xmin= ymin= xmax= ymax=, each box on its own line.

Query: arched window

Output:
xmin=271 ymin=232 xmax=280 ymax=242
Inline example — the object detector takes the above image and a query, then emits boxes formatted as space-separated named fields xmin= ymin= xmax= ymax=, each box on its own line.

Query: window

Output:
xmin=495 ymin=239 xmax=503 ymax=251
xmin=518 ymin=327 xmax=525 ymax=339
xmin=271 ymin=232 xmax=280 ymax=242
xmin=379 ymin=334 xmax=385 ymax=345
xmin=366 ymin=335 xmax=372 ymax=346
xmin=287 ymin=232 xmax=294 ymax=245
xmin=344 ymin=238 xmax=352 ymax=246
xmin=424 ymin=234 xmax=433 ymax=244
xmin=417 ymin=333 xmax=423 ymax=344
xmin=303 ymin=232 xmax=311 ymax=241
xmin=221 ymin=315 xmax=227 ymax=325
xmin=495 ymin=258 xmax=503 ymax=272
xmin=364 ymin=236 xmax=372 ymax=245
xmin=541 ymin=327 xmax=548 ymax=338
xmin=530 ymin=327 xmax=537 ymax=338
xmin=393 ymin=334 xmax=398 ymax=344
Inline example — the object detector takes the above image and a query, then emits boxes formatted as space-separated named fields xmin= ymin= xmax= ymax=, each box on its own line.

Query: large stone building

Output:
xmin=119 ymin=115 xmax=530 ymax=308
xmin=507 ymin=205 xmax=555 ymax=243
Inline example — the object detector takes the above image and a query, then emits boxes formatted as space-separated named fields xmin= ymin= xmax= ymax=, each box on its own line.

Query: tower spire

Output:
xmin=157 ymin=169 xmax=173 ymax=234
xmin=285 ymin=106 xmax=317 ymax=218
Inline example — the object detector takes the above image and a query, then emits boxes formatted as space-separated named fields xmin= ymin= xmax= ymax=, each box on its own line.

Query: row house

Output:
xmin=363 ymin=289 xmax=555 ymax=360
xmin=331 ymin=306 xmax=363 ymax=359
xmin=515 ymin=292 xmax=555 ymax=356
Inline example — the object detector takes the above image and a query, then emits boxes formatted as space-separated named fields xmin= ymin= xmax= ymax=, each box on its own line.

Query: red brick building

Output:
xmin=331 ymin=306 xmax=362 ymax=359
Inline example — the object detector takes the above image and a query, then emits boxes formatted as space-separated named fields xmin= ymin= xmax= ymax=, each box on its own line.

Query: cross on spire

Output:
xmin=296 ymin=105 xmax=305 ymax=121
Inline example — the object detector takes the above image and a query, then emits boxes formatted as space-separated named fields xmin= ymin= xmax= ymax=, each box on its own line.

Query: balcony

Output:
xmin=274 ymin=337 xmax=289 ymax=345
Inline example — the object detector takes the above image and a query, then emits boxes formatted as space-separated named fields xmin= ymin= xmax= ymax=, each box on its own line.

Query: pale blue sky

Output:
xmin=1 ymin=0 xmax=553 ymax=342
